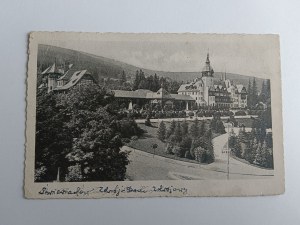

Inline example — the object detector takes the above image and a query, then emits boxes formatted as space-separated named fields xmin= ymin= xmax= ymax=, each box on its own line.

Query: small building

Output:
xmin=38 ymin=63 xmax=96 ymax=93
xmin=113 ymin=88 xmax=195 ymax=110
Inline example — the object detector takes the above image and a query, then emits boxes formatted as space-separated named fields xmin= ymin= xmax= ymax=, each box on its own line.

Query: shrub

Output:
xmin=184 ymin=150 xmax=192 ymax=159
xmin=188 ymin=111 xmax=195 ymax=118
xmin=165 ymin=111 xmax=173 ymax=118
xmin=121 ymin=138 xmax=131 ymax=144
xmin=145 ymin=116 xmax=151 ymax=126
xmin=157 ymin=121 xmax=166 ymax=141
xmin=197 ymin=111 xmax=204 ymax=117
xmin=235 ymin=110 xmax=247 ymax=116
xmin=172 ymin=146 xmax=185 ymax=157
xmin=117 ymin=118 xmax=144 ymax=138
xmin=165 ymin=142 xmax=174 ymax=154
xmin=178 ymin=111 xmax=186 ymax=118
xmin=194 ymin=147 xmax=206 ymax=162
xmin=65 ymin=164 xmax=83 ymax=182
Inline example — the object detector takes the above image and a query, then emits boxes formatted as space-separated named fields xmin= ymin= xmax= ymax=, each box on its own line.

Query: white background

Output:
xmin=0 ymin=0 xmax=299 ymax=224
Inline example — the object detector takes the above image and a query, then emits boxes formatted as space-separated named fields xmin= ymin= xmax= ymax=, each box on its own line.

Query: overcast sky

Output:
xmin=39 ymin=33 xmax=280 ymax=79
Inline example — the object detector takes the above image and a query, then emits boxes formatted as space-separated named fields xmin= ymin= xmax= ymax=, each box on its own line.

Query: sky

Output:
xmin=38 ymin=33 xmax=280 ymax=79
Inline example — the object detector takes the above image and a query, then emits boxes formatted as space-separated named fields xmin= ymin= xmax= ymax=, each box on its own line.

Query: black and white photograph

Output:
xmin=24 ymin=32 xmax=284 ymax=198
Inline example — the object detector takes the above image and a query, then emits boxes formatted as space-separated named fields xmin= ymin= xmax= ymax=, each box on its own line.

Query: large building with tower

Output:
xmin=178 ymin=53 xmax=247 ymax=109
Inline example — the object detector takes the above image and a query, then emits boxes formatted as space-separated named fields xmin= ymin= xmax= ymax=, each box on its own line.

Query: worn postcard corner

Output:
xmin=24 ymin=32 xmax=284 ymax=199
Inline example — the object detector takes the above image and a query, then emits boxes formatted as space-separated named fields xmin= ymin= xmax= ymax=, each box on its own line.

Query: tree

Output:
xmin=233 ymin=141 xmax=242 ymax=158
xmin=259 ymin=80 xmax=267 ymax=103
xmin=199 ymin=121 xmax=206 ymax=137
xmin=190 ymin=118 xmax=200 ymax=139
xmin=166 ymin=120 xmax=176 ymax=138
xmin=254 ymin=140 xmax=271 ymax=168
xmin=179 ymin=136 xmax=192 ymax=157
xmin=133 ymin=70 xmax=140 ymax=90
xmin=181 ymin=120 xmax=189 ymax=135
xmin=157 ymin=121 xmax=166 ymax=141
xmin=245 ymin=137 xmax=257 ymax=164
xmin=252 ymin=78 xmax=258 ymax=107
xmin=174 ymin=122 xmax=182 ymax=143
xmin=120 ymin=70 xmax=127 ymax=85
xmin=211 ymin=113 xmax=225 ymax=134
xmin=247 ymin=78 xmax=252 ymax=108
xmin=35 ymin=90 xmax=73 ymax=182
xmin=36 ymin=84 xmax=136 ymax=182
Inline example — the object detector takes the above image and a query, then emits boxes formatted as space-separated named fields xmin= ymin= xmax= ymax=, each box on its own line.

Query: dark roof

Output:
xmin=41 ymin=63 xmax=61 ymax=75
xmin=170 ymin=94 xmax=194 ymax=101
xmin=58 ymin=66 xmax=81 ymax=81
xmin=113 ymin=90 xmax=152 ymax=99
xmin=113 ymin=89 xmax=194 ymax=101
xmin=54 ymin=70 xmax=92 ymax=91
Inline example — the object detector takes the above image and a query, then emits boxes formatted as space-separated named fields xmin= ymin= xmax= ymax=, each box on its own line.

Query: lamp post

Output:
xmin=227 ymin=122 xmax=234 ymax=180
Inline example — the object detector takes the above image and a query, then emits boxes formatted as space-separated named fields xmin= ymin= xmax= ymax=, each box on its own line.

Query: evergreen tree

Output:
xmin=266 ymin=147 xmax=274 ymax=169
xmin=120 ymin=70 xmax=127 ymax=85
xmin=154 ymin=73 xmax=160 ymax=91
xmin=133 ymin=70 xmax=140 ymax=90
xmin=157 ymin=121 xmax=166 ymax=141
xmin=181 ymin=120 xmax=189 ymax=135
xmin=247 ymin=78 xmax=252 ymax=108
xmin=166 ymin=120 xmax=176 ymax=138
xmin=259 ymin=80 xmax=267 ymax=103
xmin=174 ymin=122 xmax=182 ymax=143
xmin=199 ymin=121 xmax=206 ymax=137
xmin=244 ymin=138 xmax=256 ymax=163
xmin=179 ymin=136 xmax=192 ymax=158
xmin=252 ymin=78 xmax=258 ymax=107
xmin=190 ymin=118 xmax=200 ymax=139
xmin=233 ymin=141 xmax=242 ymax=158
xmin=266 ymin=79 xmax=271 ymax=99
xmin=254 ymin=142 xmax=264 ymax=166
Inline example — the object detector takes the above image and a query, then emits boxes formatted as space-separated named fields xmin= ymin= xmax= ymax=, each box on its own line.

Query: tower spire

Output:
xmin=206 ymin=51 xmax=210 ymax=64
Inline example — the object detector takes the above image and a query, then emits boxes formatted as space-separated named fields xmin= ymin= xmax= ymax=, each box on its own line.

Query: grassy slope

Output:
xmin=127 ymin=121 xmax=221 ymax=164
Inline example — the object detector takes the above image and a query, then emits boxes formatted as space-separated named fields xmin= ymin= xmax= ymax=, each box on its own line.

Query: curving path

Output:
xmin=124 ymin=129 xmax=274 ymax=180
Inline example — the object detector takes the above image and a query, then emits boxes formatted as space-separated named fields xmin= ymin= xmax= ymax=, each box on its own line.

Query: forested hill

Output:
xmin=37 ymin=44 xmax=265 ymax=89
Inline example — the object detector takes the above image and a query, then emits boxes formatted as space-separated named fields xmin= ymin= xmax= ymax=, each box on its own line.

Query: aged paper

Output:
xmin=25 ymin=32 xmax=284 ymax=198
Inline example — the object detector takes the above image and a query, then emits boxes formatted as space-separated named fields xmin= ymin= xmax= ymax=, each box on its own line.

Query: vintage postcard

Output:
xmin=25 ymin=32 xmax=284 ymax=198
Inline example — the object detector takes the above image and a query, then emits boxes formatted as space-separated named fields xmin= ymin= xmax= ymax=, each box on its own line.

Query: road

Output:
xmin=125 ymin=128 xmax=273 ymax=180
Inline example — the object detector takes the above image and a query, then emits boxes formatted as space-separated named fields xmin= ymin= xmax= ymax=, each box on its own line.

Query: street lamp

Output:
xmin=226 ymin=122 xmax=234 ymax=180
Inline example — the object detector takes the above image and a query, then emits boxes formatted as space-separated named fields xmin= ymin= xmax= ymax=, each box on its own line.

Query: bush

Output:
xmin=165 ymin=142 xmax=174 ymax=154
xmin=197 ymin=111 xmax=204 ymax=117
xmin=172 ymin=146 xmax=185 ymax=157
xmin=121 ymin=138 xmax=131 ymax=144
xmin=194 ymin=147 xmax=206 ymax=162
xmin=178 ymin=111 xmax=186 ymax=118
xmin=145 ymin=117 xmax=151 ymax=126
xmin=188 ymin=111 xmax=195 ymax=118
xmin=235 ymin=110 xmax=247 ymax=116
xmin=117 ymin=118 xmax=144 ymax=138
xmin=65 ymin=164 xmax=83 ymax=182
xmin=184 ymin=151 xmax=192 ymax=159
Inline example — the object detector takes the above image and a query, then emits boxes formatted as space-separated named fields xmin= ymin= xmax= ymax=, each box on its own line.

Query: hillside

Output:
xmin=37 ymin=44 xmax=265 ymax=90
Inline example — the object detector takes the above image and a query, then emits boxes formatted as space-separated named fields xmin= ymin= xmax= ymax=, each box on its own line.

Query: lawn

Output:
xmin=126 ymin=120 xmax=222 ymax=164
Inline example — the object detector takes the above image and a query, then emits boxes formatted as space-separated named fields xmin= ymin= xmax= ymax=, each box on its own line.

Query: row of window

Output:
xmin=182 ymin=91 xmax=202 ymax=95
